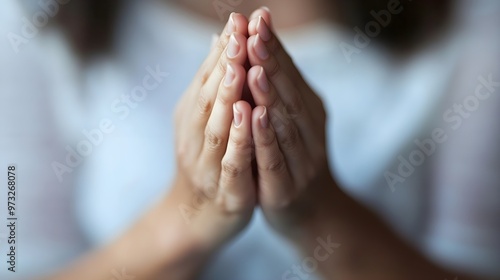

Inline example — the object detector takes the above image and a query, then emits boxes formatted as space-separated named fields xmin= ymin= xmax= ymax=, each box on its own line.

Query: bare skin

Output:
xmin=48 ymin=13 xmax=256 ymax=280
xmin=171 ymin=0 xmax=337 ymax=30
xmin=243 ymin=9 xmax=490 ymax=280
xmin=46 ymin=5 xmax=491 ymax=280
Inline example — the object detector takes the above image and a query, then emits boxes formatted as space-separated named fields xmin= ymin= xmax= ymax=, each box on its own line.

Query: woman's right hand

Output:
xmin=169 ymin=12 xmax=256 ymax=256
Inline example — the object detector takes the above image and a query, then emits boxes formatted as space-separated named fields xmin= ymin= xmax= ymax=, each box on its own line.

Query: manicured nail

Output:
xmin=225 ymin=13 xmax=235 ymax=36
xmin=259 ymin=107 xmax=268 ymax=128
xmin=257 ymin=67 xmax=269 ymax=92
xmin=261 ymin=6 xmax=271 ymax=13
xmin=257 ymin=16 xmax=271 ymax=42
xmin=227 ymin=34 xmax=240 ymax=58
xmin=225 ymin=64 xmax=235 ymax=86
xmin=249 ymin=17 xmax=258 ymax=33
xmin=254 ymin=34 xmax=269 ymax=60
xmin=233 ymin=103 xmax=242 ymax=127
xmin=249 ymin=10 xmax=259 ymax=20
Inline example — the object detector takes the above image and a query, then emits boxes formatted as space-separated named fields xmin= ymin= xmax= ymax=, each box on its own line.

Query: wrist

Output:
xmin=280 ymin=170 xmax=338 ymax=247
xmin=152 ymin=179 xmax=210 ymax=278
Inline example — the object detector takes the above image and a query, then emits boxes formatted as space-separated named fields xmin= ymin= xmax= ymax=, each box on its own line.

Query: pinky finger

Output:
xmin=252 ymin=106 xmax=294 ymax=209
xmin=217 ymin=101 xmax=256 ymax=213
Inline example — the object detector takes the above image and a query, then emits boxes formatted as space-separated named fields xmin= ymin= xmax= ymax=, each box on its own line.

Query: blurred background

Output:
xmin=1 ymin=0 xmax=499 ymax=279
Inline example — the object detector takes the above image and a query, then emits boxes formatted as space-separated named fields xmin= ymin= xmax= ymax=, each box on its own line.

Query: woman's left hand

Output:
xmin=246 ymin=9 xmax=336 ymax=237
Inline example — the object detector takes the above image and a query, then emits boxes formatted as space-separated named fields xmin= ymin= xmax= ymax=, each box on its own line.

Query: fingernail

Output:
xmin=249 ymin=17 xmax=258 ymax=33
xmin=225 ymin=13 xmax=235 ymax=36
xmin=257 ymin=67 xmax=269 ymax=92
xmin=250 ymin=10 xmax=260 ymax=21
xmin=257 ymin=16 xmax=271 ymax=42
xmin=261 ymin=6 xmax=271 ymax=13
xmin=233 ymin=103 xmax=242 ymax=127
xmin=227 ymin=34 xmax=240 ymax=58
xmin=259 ymin=107 xmax=268 ymax=128
xmin=225 ymin=64 xmax=235 ymax=87
xmin=254 ymin=34 xmax=269 ymax=60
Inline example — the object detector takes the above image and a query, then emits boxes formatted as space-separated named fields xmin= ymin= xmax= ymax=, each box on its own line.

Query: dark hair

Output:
xmin=54 ymin=0 xmax=453 ymax=57
xmin=53 ymin=0 xmax=122 ymax=58
xmin=336 ymin=0 xmax=453 ymax=51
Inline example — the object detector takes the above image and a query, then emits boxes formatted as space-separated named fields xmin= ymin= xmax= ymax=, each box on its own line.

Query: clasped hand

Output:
xmin=173 ymin=7 xmax=335 ymax=253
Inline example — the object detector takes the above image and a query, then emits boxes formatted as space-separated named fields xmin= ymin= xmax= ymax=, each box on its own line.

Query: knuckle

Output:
xmin=271 ymin=108 xmax=290 ymax=129
xmin=266 ymin=57 xmax=281 ymax=81
xmin=216 ymin=88 xmax=231 ymax=107
xmin=221 ymin=159 xmax=245 ymax=179
xmin=197 ymin=88 xmax=212 ymax=116
xmin=280 ymin=124 xmax=300 ymax=151
xmin=205 ymin=127 xmax=224 ymax=151
xmin=229 ymin=134 xmax=253 ymax=153
xmin=204 ymin=183 xmax=219 ymax=200
xmin=200 ymin=66 xmax=210 ymax=85
xmin=261 ymin=154 xmax=287 ymax=173
xmin=216 ymin=57 xmax=227 ymax=78
xmin=256 ymin=128 xmax=275 ymax=149
xmin=285 ymin=95 xmax=304 ymax=118
xmin=266 ymin=90 xmax=281 ymax=110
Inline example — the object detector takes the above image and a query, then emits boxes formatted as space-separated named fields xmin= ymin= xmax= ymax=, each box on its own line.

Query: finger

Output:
xmin=184 ymin=13 xmax=248 ymax=113
xmin=251 ymin=106 xmax=295 ymax=209
xmin=197 ymin=62 xmax=247 ymax=192
xmin=197 ymin=31 xmax=248 ymax=120
xmin=248 ymin=7 xmax=273 ymax=33
xmin=248 ymin=17 xmax=325 ymax=124
xmin=247 ymin=59 xmax=321 ymax=164
xmin=248 ymin=15 xmax=301 ymax=88
xmin=187 ymin=33 xmax=248 ymax=160
xmin=248 ymin=66 xmax=313 ymax=191
xmin=177 ymin=14 xmax=248 ymax=165
xmin=249 ymin=19 xmax=328 ymax=159
xmin=196 ymin=13 xmax=248 ymax=86
xmin=216 ymin=101 xmax=256 ymax=213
